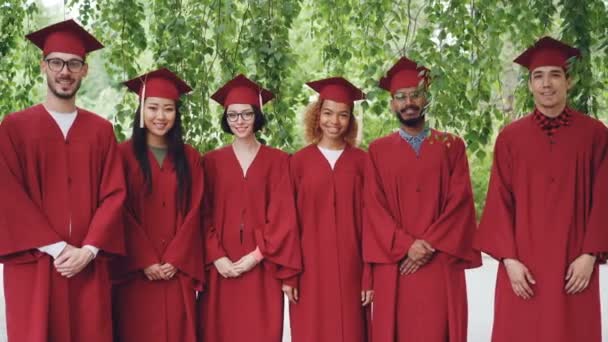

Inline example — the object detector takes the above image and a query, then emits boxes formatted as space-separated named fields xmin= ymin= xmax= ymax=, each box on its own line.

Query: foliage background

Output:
xmin=1 ymin=0 xmax=607 ymax=214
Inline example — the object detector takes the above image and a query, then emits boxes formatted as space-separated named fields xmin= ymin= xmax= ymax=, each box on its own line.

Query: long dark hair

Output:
xmin=131 ymin=101 xmax=191 ymax=214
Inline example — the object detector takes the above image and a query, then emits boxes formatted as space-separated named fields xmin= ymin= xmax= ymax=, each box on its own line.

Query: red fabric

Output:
xmin=379 ymin=57 xmax=430 ymax=93
xmin=475 ymin=109 xmax=608 ymax=342
xmin=0 ymin=104 xmax=126 ymax=342
xmin=306 ymin=77 xmax=365 ymax=105
xmin=124 ymin=68 xmax=192 ymax=100
xmin=199 ymin=145 xmax=302 ymax=341
xmin=210 ymin=74 xmax=274 ymax=109
xmin=112 ymin=142 xmax=204 ymax=342
xmin=513 ymin=36 xmax=581 ymax=71
xmin=363 ymin=130 xmax=480 ymax=342
xmin=289 ymin=145 xmax=371 ymax=342
xmin=25 ymin=19 xmax=103 ymax=58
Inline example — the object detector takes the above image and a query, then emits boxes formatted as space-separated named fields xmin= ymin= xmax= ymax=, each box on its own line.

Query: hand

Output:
xmin=160 ymin=263 xmax=178 ymax=279
xmin=233 ymin=253 xmax=259 ymax=274
xmin=503 ymin=258 xmax=535 ymax=299
xmin=399 ymin=257 xmax=421 ymax=275
xmin=407 ymin=239 xmax=435 ymax=264
xmin=213 ymin=257 xmax=240 ymax=278
xmin=282 ymin=284 xmax=299 ymax=304
xmin=361 ymin=290 xmax=374 ymax=306
xmin=54 ymin=245 xmax=94 ymax=278
xmin=144 ymin=264 xmax=168 ymax=281
xmin=565 ymin=254 xmax=597 ymax=295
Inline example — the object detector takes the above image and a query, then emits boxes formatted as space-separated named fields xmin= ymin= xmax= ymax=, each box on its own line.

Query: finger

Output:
xmin=409 ymin=264 xmax=420 ymax=275
xmin=399 ymin=261 xmax=407 ymax=274
xmin=363 ymin=293 xmax=372 ymax=306
xmin=568 ymin=278 xmax=581 ymax=294
xmin=515 ymin=284 xmax=529 ymax=300
xmin=407 ymin=261 xmax=420 ymax=274
xmin=524 ymin=270 xmax=536 ymax=285
xmin=404 ymin=261 xmax=414 ymax=274
xmin=520 ymin=280 xmax=534 ymax=297
xmin=565 ymin=265 xmax=574 ymax=281
xmin=361 ymin=291 xmax=365 ymax=302
xmin=421 ymin=241 xmax=436 ymax=252
xmin=565 ymin=275 xmax=577 ymax=293
xmin=574 ymin=278 xmax=587 ymax=294
xmin=54 ymin=253 xmax=71 ymax=266
xmin=512 ymin=284 xmax=522 ymax=299
xmin=293 ymin=288 xmax=299 ymax=302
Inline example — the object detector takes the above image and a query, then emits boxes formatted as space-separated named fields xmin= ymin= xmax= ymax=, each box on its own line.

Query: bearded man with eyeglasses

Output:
xmin=363 ymin=57 xmax=480 ymax=342
xmin=0 ymin=19 xmax=126 ymax=342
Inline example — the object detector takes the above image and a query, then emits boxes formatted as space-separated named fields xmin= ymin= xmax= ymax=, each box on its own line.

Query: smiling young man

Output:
xmin=0 ymin=20 xmax=126 ymax=342
xmin=363 ymin=57 xmax=480 ymax=342
xmin=475 ymin=37 xmax=608 ymax=342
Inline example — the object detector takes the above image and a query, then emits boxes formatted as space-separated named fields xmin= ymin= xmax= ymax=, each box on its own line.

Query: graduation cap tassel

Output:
xmin=139 ymin=78 xmax=147 ymax=129
xmin=258 ymin=89 xmax=263 ymax=111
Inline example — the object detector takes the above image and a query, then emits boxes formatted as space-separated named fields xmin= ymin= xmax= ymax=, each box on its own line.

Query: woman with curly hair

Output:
xmin=289 ymin=77 xmax=372 ymax=342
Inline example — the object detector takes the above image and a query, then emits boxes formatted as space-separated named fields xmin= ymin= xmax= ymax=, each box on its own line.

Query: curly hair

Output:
xmin=303 ymin=99 xmax=358 ymax=146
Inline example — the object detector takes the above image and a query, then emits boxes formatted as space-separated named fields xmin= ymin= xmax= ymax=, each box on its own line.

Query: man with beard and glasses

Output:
xmin=475 ymin=37 xmax=608 ymax=342
xmin=363 ymin=57 xmax=480 ymax=342
xmin=0 ymin=19 xmax=126 ymax=342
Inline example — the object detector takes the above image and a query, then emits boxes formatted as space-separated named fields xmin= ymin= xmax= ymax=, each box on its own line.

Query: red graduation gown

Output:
xmin=199 ymin=145 xmax=302 ymax=342
xmin=289 ymin=144 xmax=371 ymax=342
xmin=363 ymin=130 xmax=480 ymax=342
xmin=0 ymin=104 xmax=126 ymax=342
xmin=475 ymin=109 xmax=608 ymax=342
xmin=112 ymin=141 xmax=204 ymax=342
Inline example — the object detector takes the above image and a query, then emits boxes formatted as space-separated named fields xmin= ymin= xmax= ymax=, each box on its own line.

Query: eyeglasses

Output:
xmin=45 ymin=58 xmax=85 ymax=73
xmin=226 ymin=110 xmax=255 ymax=122
xmin=392 ymin=90 xmax=425 ymax=102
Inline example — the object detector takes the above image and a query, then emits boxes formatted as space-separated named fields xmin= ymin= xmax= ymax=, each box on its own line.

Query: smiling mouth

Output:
xmin=57 ymin=79 xmax=75 ymax=87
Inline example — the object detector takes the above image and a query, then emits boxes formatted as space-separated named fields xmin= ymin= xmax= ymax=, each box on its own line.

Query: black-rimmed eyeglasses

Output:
xmin=45 ymin=58 xmax=85 ymax=73
xmin=226 ymin=111 xmax=255 ymax=122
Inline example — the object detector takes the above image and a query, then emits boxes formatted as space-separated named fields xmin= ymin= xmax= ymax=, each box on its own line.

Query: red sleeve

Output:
xmin=582 ymin=125 xmax=608 ymax=255
xmin=113 ymin=149 xmax=159 ymax=278
xmin=0 ymin=116 xmax=61 ymax=263
xmin=423 ymin=137 xmax=481 ymax=267
xmin=163 ymin=150 xmax=205 ymax=289
xmin=82 ymin=124 xmax=126 ymax=256
xmin=285 ymin=155 xmax=303 ymax=287
xmin=475 ymin=132 xmax=518 ymax=260
xmin=254 ymin=153 xmax=302 ymax=281
xmin=363 ymin=145 xmax=415 ymax=264
xmin=361 ymin=262 xmax=373 ymax=290
xmin=201 ymin=156 xmax=227 ymax=265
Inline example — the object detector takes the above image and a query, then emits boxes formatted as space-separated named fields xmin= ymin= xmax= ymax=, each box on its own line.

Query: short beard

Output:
xmin=48 ymin=77 xmax=81 ymax=100
xmin=395 ymin=105 xmax=426 ymax=127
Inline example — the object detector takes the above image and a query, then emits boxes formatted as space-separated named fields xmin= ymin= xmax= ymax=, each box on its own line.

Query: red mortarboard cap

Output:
xmin=514 ymin=36 xmax=581 ymax=71
xmin=211 ymin=74 xmax=274 ymax=109
xmin=379 ymin=57 xmax=430 ymax=93
xmin=306 ymin=77 xmax=365 ymax=105
xmin=124 ymin=67 xmax=192 ymax=100
xmin=25 ymin=19 xmax=103 ymax=58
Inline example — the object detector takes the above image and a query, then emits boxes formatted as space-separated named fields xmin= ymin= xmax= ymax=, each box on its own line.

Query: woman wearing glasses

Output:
xmin=198 ymin=74 xmax=302 ymax=342
xmin=112 ymin=68 xmax=204 ymax=342
xmin=289 ymin=77 xmax=372 ymax=342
